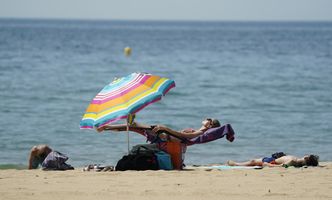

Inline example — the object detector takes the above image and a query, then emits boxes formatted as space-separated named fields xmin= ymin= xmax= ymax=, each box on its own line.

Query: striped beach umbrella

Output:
xmin=80 ymin=72 xmax=175 ymax=129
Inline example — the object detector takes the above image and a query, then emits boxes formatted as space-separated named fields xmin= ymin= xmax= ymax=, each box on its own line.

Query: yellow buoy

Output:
xmin=124 ymin=47 xmax=132 ymax=56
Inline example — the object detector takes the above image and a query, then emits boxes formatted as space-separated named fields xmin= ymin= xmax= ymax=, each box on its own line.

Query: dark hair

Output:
xmin=211 ymin=119 xmax=221 ymax=128
xmin=305 ymin=155 xmax=319 ymax=166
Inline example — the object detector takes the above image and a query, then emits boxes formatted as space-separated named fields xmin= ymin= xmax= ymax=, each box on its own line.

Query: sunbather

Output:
xmin=227 ymin=154 xmax=319 ymax=167
xmin=151 ymin=118 xmax=221 ymax=140
xmin=97 ymin=118 xmax=234 ymax=143
xmin=28 ymin=144 xmax=53 ymax=169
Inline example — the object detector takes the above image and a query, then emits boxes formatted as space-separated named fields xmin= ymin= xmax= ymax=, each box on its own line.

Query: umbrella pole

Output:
xmin=126 ymin=113 xmax=135 ymax=154
xmin=127 ymin=122 xmax=130 ymax=154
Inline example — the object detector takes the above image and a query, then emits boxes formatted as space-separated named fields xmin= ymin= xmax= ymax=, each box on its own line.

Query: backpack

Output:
xmin=115 ymin=145 xmax=159 ymax=171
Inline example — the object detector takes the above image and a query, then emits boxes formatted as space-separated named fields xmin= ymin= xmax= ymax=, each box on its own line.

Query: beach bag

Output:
xmin=157 ymin=142 xmax=186 ymax=170
xmin=155 ymin=151 xmax=173 ymax=170
xmin=130 ymin=144 xmax=160 ymax=154
xmin=132 ymin=144 xmax=173 ymax=170
xmin=41 ymin=151 xmax=74 ymax=170
xmin=116 ymin=145 xmax=159 ymax=171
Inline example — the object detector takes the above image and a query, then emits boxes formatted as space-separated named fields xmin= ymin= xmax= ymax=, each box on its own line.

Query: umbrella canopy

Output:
xmin=80 ymin=72 xmax=175 ymax=129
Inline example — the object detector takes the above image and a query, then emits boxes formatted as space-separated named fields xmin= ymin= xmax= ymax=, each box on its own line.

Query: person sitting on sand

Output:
xmin=28 ymin=144 xmax=52 ymax=169
xmin=227 ymin=154 xmax=319 ymax=167
xmin=98 ymin=118 xmax=222 ymax=141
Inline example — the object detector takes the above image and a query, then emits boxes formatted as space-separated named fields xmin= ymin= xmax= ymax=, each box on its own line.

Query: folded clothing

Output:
xmin=42 ymin=151 xmax=74 ymax=170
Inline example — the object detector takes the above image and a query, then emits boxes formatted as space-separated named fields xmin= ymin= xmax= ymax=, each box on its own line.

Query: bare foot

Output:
xmin=97 ymin=126 xmax=104 ymax=132
xmin=227 ymin=160 xmax=236 ymax=166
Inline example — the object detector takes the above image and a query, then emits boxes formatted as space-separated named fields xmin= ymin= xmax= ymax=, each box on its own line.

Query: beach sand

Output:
xmin=0 ymin=163 xmax=331 ymax=200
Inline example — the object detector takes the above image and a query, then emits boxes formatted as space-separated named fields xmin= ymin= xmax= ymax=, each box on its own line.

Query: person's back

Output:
xmin=28 ymin=145 xmax=52 ymax=169
xmin=274 ymin=155 xmax=298 ymax=165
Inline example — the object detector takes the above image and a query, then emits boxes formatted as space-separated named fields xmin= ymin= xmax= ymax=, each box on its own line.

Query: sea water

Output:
xmin=0 ymin=19 xmax=331 ymax=168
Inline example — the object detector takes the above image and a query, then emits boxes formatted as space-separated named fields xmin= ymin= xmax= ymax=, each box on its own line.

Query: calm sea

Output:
xmin=0 ymin=19 xmax=331 ymax=169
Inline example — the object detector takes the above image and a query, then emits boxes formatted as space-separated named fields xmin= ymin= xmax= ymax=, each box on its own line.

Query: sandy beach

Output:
xmin=0 ymin=163 xmax=331 ymax=200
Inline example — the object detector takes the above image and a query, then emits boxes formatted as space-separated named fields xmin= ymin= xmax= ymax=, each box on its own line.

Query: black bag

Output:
xmin=115 ymin=145 xmax=159 ymax=171
xmin=271 ymin=152 xmax=286 ymax=159
xmin=130 ymin=144 xmax=160 ymax=154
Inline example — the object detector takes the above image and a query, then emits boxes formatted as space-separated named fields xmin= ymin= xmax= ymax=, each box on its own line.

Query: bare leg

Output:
xmin=97 ymin=122 xmax=152 ymax=132
xmin=227 ymin=159 xmax=263 ymax=166
xmin=97 ymin=123 xmax=184 ymax=143
xmin=131 ymin=122 xmax=152 ymax=129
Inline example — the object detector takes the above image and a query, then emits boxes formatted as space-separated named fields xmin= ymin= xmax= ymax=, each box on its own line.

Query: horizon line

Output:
xmin=1 ymin=16 xmax=332 ymax=23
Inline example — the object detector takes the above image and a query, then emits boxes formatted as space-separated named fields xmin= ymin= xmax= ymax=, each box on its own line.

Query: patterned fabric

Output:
xmin=41 ymin=151 xmax=74 ymax=170
xmin=187 ymin=124 xmax=235 ymax=145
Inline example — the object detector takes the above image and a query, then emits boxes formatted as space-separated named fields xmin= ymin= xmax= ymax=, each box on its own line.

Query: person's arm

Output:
xmin=180 ymin=130 xmax=204 ymax=139
xmin=262 ymin=162 xmax=283 ymax=167
xmin=152 ymin=125 xmax=183 ymax=137
xmin=97 ymin=122 xmax=152 ymax=132
xmin=97 ymin=124 xmax=128 ymax=132
xmin=152 ymin=125 xmax=204 ymax=139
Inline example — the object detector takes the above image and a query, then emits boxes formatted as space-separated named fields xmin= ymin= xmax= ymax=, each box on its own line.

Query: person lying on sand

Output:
xmin=97 ymin=118 xmax=222 ymax=141
xmin=28 ymin=144 xmax=52 ymax=169
xmin=227 ymin=154 xmax=319 ymax=167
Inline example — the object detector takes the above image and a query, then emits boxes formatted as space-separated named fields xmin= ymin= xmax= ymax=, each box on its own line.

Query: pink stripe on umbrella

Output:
xmin=92 ymin=75 xmax=150 ymax=104
xmin=99 ymin=115 xmax=128 ymax=128
xmin=94 ymin=74 xmax=145 ymax=99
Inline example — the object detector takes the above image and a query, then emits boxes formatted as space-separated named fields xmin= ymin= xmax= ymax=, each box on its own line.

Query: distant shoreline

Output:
xmin=1 ymin=17 xmax=331 ymax=24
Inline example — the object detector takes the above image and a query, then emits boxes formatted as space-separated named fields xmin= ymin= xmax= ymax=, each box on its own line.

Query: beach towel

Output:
xmin=186 ymin=124 xmax=235 ymax=145
xmin=187 ymin=165 xmax=263 ymax=170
